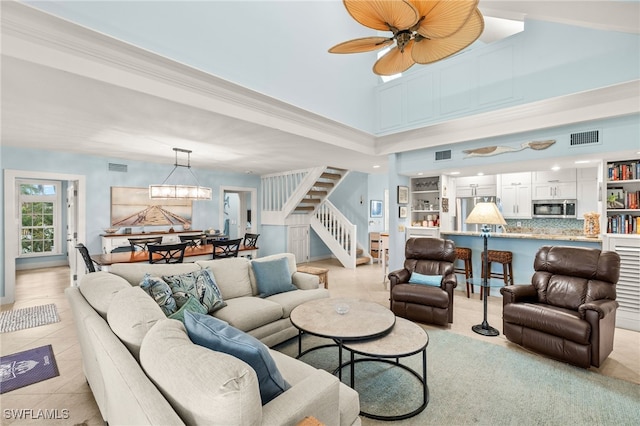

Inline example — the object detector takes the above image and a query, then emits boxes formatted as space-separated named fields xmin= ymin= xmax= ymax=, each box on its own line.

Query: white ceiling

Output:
xmin=2 ymin=1 xmax=639 ymax=175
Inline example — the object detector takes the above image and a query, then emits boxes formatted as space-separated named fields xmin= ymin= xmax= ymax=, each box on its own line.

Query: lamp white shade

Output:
xmin=465 ymin=202 xmax=507 ymax=226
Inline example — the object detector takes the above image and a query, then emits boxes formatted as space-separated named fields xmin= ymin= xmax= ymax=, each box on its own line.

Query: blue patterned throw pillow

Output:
xmin=184 ymin=311 xmax=291 ymax=405
xmin=139 ymin=274 xmax=178 ymax=316
xmin=409 ymin=272 xmax=443 ymax=287
xmin=163 ymin=269 xmax=227 ymax=314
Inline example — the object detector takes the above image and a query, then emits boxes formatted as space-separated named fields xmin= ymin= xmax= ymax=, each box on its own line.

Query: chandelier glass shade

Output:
xmin=149 ymin=148 xmax=212 ymax=200
xmin=329 ymin=0 xmax=484 ymax=76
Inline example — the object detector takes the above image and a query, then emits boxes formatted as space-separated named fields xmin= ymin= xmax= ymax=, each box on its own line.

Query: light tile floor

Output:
xmin=1 ymin=261 xmax=638 ymax=425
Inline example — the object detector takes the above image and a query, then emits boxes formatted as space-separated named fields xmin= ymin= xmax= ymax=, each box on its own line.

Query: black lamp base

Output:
xmin=472 ymin=324 xmax=499 ymax=336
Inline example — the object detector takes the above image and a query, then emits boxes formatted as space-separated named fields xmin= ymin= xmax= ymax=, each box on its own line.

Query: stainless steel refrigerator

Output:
xmin=455 ymin=196 xmax=498 ymax=232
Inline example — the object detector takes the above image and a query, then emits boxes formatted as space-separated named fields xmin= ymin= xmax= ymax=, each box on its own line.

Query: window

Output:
xmin=19 ymin=180 xmax=61 ymax=256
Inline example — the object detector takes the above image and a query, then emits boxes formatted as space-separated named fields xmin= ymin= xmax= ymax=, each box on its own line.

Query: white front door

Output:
xmin=288 ymin=225 xmax=309 ymax=263
xmin=66 ymin=181 xmax=79 ymax=285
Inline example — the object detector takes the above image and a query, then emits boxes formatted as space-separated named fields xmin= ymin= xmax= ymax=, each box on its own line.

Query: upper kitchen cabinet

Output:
xmin=455 ymin=175 xmax=497 ymax=198
xmin=532 ymin=169 xmax=577 ymax=200
xmin=499 ymin=172 xmax=532 ymax=219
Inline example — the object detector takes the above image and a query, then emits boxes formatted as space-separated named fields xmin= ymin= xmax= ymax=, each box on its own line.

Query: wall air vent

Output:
xmin=570 ymin=130 xmax=600 ymax=147
xmin=435 ymin=150 xmax=452 ymax=161
xmin=108 ymin=163 xmax=128 ymax=172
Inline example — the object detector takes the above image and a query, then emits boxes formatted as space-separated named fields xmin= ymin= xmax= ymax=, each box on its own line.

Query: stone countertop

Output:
xmin=440 ymin=230 xmax=602 ymax=243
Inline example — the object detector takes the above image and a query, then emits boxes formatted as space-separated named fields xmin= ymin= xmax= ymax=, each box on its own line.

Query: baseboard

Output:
xmin=15 ymin=259 xmax=69 ymax=271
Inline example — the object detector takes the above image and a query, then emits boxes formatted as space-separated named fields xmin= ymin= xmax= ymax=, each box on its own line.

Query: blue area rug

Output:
xmin=274 ymin=329 xmax=640 ymax=425
xmin=1 ymin=345 xmax=59 ymax=394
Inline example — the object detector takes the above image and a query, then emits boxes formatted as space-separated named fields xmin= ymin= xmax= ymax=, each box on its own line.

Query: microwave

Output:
xmin=532 ymin=200 xmax=577 ymax=218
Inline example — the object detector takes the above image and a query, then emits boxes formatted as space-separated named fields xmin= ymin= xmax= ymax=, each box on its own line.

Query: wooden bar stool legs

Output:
xmin=454 ymin=247 xmax=474 ymax=298
xmin=481 ymin=250 xmax=514 ymax=299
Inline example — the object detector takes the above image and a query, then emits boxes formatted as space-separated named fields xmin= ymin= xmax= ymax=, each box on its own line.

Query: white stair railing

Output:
xmin=310 ymin=200 xmax=357 ymax=269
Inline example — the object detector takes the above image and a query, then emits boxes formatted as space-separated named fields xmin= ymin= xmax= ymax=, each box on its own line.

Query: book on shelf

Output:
xmin=607 ymin=214 xmax=640 ymax=234
xmin=608 ymin=161 xmax=639 ymax=181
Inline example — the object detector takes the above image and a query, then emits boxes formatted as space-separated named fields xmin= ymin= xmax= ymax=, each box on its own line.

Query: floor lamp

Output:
xmin=465 ymin=202 xmax=507 ymax=337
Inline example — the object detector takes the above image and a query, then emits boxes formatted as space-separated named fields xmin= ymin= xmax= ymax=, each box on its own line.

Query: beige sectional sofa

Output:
xmin=66 ymin=253 xmax=361 ymax=425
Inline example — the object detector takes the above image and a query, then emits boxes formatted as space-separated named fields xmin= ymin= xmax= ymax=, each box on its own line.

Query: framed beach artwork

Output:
xmin=370 ymin=200 xmax=383 ymax=218
xmin=399 ymin=206 xmax=408 ymax=219
xmin=110 ymin=187 xmax=192 ymax=227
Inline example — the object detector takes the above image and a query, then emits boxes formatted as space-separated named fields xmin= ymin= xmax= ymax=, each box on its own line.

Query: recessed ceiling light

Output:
xmin=477 ymin=172 xmax=484 ymax=176
xmin=417 ymin=172 xmax=424 ymax=176
xmin=450 ymin=171 xmax=461 ymax=175
xmin=373 ymin=165 xmax=380 ymax=169
xmin=574 ymin=160 xmax=591 ymax=164
xmin=551 ymin=166 xmax=561 ymax=171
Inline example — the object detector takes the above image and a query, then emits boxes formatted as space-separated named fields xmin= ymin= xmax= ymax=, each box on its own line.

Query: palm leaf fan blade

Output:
xmin=343 ymin=0 xmax=419 ymax=31
xmin=411 ymin=0 xmax=479 ymax=39
xmin=412 ymin=9 xmax=483 ymax=64
xmin=329 ymin=37 xmax=394 ymax=54
xmin=373 ymin=40 xmax=416 ymax=75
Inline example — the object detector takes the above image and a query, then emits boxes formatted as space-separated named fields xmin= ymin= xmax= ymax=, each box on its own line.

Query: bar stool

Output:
xmin=481 ymin=249 xmax=514 ymax=299
xmin=454 ymin=247 xmax=474 ymax=298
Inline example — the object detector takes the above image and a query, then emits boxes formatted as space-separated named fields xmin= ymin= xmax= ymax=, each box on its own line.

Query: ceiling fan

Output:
xmin=329 ymin=0 xmax=484 ymax=76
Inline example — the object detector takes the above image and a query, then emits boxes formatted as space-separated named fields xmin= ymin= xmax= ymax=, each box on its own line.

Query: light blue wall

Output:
xmin=367 ymin=173 xmax=387 ymax=233
xmin=25 ymin=0 xmax=380 ymax=132
xmin=1 ymin=146 xmax=261 ymax=265
xmin=375 ymin=19 xmax=640 ymax=134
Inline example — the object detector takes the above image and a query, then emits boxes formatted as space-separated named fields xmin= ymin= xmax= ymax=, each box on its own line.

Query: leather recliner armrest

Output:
xmin=579 ymin=299 xmax=619 ymax=320
xmin=388 ymin=269 xmax=410 ymax=286
xmin=442 ymin=273 xmax=457 ymax=291
xmin=500 ymin=285 xmax=537 ymax=305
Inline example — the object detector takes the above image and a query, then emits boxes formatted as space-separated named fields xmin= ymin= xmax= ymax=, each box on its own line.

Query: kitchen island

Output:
xmin=440 ymin=231 xmax=601 ymax=296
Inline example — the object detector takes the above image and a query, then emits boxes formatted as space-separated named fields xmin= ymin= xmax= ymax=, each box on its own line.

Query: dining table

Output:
xmin=91 ymin=244 xmax=258 ymax=272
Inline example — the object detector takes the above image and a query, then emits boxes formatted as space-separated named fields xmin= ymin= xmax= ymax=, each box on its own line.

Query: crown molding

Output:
xmin=1 ymin=1 xmax=375 ymax=155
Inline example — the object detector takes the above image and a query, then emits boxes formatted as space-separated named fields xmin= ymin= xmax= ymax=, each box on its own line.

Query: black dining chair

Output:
xmin=212 ymin=238 xmax=242 ymax=259
xmin=243 ymin=233 xmax=260 ymax=248
xmin=179 ymin=234 xmax=206 ymax=248
xmin=76 ymin=243 xmax=98 ymax=273
xmin=128 ymin=236 xmax=163 ymax=251
xmin=148 ymin=242 xmax=188 ymax=264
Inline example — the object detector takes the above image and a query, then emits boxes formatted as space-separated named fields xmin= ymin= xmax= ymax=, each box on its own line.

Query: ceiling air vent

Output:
xmin=108 ymin=163 xmax=128 ymax=172
xmin=570 ymin=130 xmax=600 ymax=147
xmin=435 ymin=150 xmax=452 ymax=161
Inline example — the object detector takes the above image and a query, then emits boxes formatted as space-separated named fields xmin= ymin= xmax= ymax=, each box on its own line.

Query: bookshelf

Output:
xmin=606 ymin=159 xmax=640 ymax=235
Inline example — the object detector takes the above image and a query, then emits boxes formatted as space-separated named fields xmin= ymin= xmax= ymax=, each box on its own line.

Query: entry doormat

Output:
xmin=0 ymin=345 xmax=59 ymax=394
xmin=0 ymin=304 xmax=60 ymax=333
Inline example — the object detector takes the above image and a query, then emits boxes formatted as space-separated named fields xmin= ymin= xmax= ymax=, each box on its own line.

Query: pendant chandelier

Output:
xmin=149 ymin=148 xmax=212 ymax=200
xmin=329 ymin=0 xmax=484 ymax=76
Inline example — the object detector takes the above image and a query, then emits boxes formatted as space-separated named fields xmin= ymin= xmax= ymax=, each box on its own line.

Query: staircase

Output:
xmin=261 ymin=166 xmax=371 ymax=268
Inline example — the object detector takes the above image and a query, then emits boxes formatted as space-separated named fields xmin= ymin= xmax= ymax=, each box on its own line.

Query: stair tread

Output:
xmin=313 ymin=181 xmax=334 ymax=188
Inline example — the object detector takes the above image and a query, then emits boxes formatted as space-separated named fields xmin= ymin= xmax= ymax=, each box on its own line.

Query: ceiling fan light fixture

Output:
xmin=331 ymin=0 xmax=484 ymax=76
xmin=149 ymin=148 xmax=212 ymax=200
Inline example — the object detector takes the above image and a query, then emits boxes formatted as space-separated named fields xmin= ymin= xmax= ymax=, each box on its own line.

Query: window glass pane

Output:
xmin=19 ymin=182 xmax=59 ymax=256
xmin=44 ymin=228 xmax=54 ymax=239
xmin=22 ymin=214 xmax=33 ymax=227
xmin=19 ymin=184 xmax=57 ymax=196
xmin=44 ymin=214 xmax=53 ymax=226
xmin=21 ymin=241 xmax=32 ymax=254
xmin=33 ymin=202 xmax=44 ymax=214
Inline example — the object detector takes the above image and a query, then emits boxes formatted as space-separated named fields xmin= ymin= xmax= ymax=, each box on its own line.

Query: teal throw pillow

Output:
xmin=251 ymin=257 xmax=297 ymax=298
xmin=168 ymin=295 xmax=208 ymax=323
xmin=409 ymin=272 xmax=443 ymax=287
xmin=163 ymin=269 xmax=227 ymax=313
xmin=139 ymin=274 xmax=178 ymax=316
xmin=184 ymin=311 xmax=291 ymax=405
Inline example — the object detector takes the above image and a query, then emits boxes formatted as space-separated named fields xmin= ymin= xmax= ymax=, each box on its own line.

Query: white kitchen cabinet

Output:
xmin=455 ymin=175 xmax=497 ymax=198
xmin=532 ymin=169 xmax=576 ymax=183
xmin=576 ymin=167 xmax=599 ymax=219
xmin=499 ymin=172 xmax=532 ymax=219
xmin=532 ymin=181 xmax=577 ymax=200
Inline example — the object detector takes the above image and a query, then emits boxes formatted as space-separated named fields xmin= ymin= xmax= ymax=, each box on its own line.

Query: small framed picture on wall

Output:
xmin=370 ymin=200 xmax=383 ymax=218
xmin=399 ymin=206 xmax=408 ymax=218
xmin=397 ymin=186 xmax=409 ymax=204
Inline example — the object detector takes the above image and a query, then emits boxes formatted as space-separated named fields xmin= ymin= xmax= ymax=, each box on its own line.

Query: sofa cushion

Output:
xmin=139 ymin=274 xmax=178 ymax=315
xmin=409 ymin=272 xmax=442 ymax=287
xmin=162 ymin=269 xmax=227 ymax=313
xmin=168 ymin=295 xmax=208 ymax=323
xmin=266 ymin=289 xmax=330 ymax=318
xmin=109 ymin=263 xmax=200 ymax=286
xmin=185 ymin=312 xmax=291 ymax=405
xmin=213 ymin=297 xmax=283 ymax=332
xmin=107 ymin=286 xmax=166 ymax=360
xmin=79 ymin=271 xmax=131 ymax=318
xmin=251 ymin=257 xmax=297 ymax=298
xmin=140 ymin=319 xmax=262 ymax=425
xmin=503 ymin=303 xmax=590 ymax=344
xmin=196 ymin=258 xmax=253 ymax=299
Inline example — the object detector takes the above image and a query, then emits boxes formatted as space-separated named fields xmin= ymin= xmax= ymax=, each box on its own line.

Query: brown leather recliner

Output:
xmin=500 ymin=245 xmax=620 ymax=368
xmin=388 ymin=237 xmax=457 ymax=326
